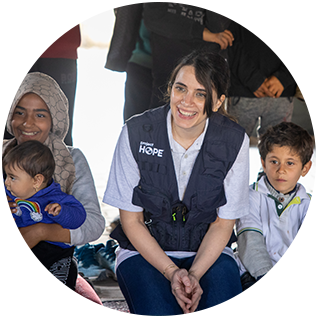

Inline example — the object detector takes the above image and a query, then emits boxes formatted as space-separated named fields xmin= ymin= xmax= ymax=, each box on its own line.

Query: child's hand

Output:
xmin=45 ymin=203 xmax=61 ymax=216
xmin=285 ymin=286 xmax=302 ymax=316
xmin=264 ymin=280 xmax=285 ymax=316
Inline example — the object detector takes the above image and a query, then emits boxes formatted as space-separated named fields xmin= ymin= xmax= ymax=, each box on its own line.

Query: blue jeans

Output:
xmin=116 ymin=253 xmax=242 ymax=315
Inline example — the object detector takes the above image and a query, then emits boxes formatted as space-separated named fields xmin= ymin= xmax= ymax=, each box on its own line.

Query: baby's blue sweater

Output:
xmin=6 ymin=180 xmax=86 ymax=248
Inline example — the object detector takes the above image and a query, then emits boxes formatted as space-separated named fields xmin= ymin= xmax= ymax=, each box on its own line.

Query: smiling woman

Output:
xmin=3 ymin=72 xmax=105 ymax=298
xmin=103 ymin=50 xmax=250 ymax=315
xmin=11 ymin=93 xmax=52 ymax=144
xmin=169 ymin=65 xmax=226 ymax=149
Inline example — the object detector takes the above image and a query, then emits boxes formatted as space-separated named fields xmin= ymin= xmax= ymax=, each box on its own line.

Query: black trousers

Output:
xmin=149 ymin=32 xmax=222 ymax=109
xmin=124 ymin=62 xmax=153 ymax=122
xmin=0 ymin=57 xmax=77 ymax=146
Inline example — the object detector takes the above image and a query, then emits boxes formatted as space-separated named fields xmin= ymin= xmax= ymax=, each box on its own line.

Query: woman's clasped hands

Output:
xmin=168 ymin=266 xmax=203 ymax=313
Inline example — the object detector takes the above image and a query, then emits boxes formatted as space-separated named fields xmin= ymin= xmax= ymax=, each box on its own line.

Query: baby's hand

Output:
xmin=45 ymin=203 xmax=61 ymax=216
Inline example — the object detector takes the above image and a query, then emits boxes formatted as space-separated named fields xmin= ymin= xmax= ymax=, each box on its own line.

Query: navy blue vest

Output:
xmin=111 ymin=105 xmax=245 ymax=252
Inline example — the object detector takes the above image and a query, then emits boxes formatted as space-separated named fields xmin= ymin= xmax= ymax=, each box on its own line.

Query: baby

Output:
xmin=3 ymin=140 xmax=86 ymax=290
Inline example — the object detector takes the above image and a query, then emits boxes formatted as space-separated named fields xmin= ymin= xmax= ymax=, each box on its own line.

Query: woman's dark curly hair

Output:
xmin=165 ymin=50 xmax=231 ymax=118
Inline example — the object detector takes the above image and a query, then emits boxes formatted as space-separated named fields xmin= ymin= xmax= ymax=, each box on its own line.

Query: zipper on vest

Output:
xmin=171 ymin=205 xmax=188 ymax=250
xmin=172 ymin=206 xmax=179 ymax=221
xmin=175 ymin=209 xmax=183 ymax=250
xmin=182 ymin=206 xmax=187 ymax=222
xmin=172 ymin=205 xmax=188 ymax=222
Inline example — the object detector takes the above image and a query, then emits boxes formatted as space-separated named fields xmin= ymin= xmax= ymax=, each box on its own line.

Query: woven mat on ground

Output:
xmin=103 ymin=300 xmax=130 ymax=316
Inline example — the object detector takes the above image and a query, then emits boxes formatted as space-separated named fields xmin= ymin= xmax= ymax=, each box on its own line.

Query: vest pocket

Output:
xmin=132 ymin=184 xmax=172 ymax=223
xmin=187 ymin=187 xmax=225 ymax=225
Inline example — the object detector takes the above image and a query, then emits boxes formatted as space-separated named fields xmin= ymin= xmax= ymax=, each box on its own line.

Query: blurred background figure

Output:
xmin=0 ymin=0 xmax=81 ymax=145
xmin=143 ymin=2 xmax=234 ymax=109
xmin=105 ymin=4 xmax=152 ymax=122
xmin=295 ymin=9 xmax=317 ymax=105
xmin=227 ymin=21 xmax=297 ymax=140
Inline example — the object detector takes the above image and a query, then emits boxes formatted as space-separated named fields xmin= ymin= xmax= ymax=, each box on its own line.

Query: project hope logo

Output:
xmin=139 ymin=141 xmax=164 ymax=157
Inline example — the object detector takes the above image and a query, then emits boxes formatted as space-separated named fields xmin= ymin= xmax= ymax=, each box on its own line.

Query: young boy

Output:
xmin=3 ymin=140 xmax=86 ymax=290
xmin=236 ymin=122 xmax=314 ymax=290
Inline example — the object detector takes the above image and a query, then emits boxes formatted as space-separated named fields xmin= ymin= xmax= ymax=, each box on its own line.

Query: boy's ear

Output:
xmin=33 ymin=174 xmax=45 ymax=189
xmin=301 ymin=160 xmax=312 ymax=177
xmin=261 ymin=157 xmax=266 ymax=172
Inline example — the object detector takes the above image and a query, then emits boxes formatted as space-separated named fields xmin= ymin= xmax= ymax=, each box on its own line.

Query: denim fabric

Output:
xmin=241 ymin=273 xmax=317 ymax=316
xmin=116 ymin=253 xmax=242 ymax=315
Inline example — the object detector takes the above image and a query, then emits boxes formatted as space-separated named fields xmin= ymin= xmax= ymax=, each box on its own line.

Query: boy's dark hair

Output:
xmin=3 ymin=140 xmax=55 ymax=182
xmin=258 ymin=122 xmax=314 ymax=166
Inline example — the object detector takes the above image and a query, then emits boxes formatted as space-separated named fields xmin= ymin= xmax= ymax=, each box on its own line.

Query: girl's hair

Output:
xmin=165 ymin=50 xmax=232 ymax=118
xmin=3 ymin=140 xmax=55 ymax=182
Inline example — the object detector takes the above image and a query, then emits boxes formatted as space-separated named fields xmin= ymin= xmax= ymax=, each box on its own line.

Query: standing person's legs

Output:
xmin=149 ymin=34 xmax=174 ymax=109
xmin=149 ymin=33 xmax=194 ymax=109
xmin=229 ymin=97 xmax=294 ymax=137
xmin=29 ymin=58 xmax=77 ymax=146
xmin=228 ymin=97 xmax=262 ymax=136
xmin=124 ymin=62 xmax=153 ymax=122
xmin=258 ymin=97 xmax=294 ymax=135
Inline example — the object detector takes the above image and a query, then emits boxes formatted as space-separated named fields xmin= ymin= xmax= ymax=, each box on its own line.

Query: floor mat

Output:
xmin=103 ymin=300 xmax=130 ymax=316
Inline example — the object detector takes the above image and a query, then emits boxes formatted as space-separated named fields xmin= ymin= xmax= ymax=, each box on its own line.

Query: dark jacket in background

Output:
xmin=143 ymin=3 xmax=230 ymax=40
xmin=105 ymin=4 xmax=144 ymax=72
xmin=228 ymin=0 xmax=310 ymax=97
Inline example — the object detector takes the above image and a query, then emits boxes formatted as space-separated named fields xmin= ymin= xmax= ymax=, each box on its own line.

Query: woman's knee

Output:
xmin=215 ymin=253 xmax=241 ymax=276
xmin=198 ymin=254 xmax=242 ymax=310
xmin=116 ymin=255 xmax=183 ymax=315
